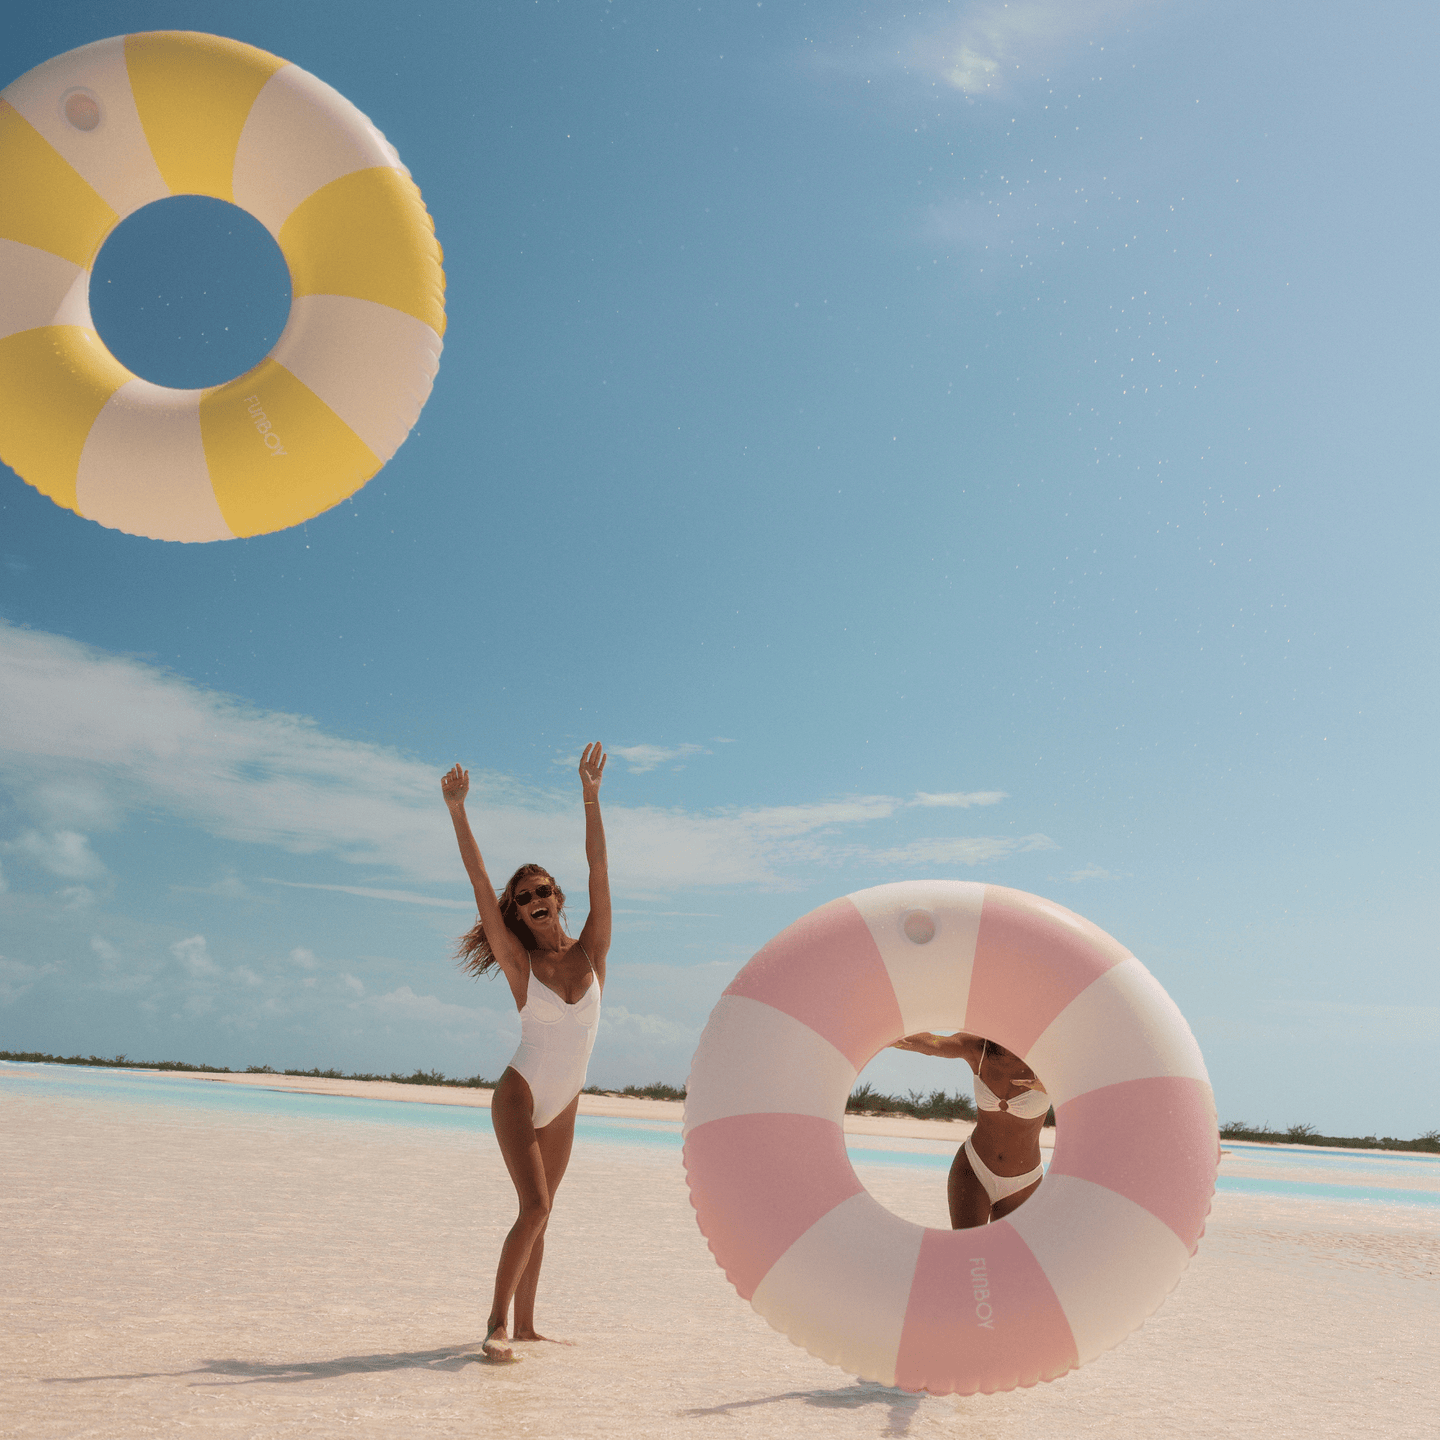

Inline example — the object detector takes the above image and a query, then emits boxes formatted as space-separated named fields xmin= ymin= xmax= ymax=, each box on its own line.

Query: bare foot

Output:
xmin=481 ymin=1324 xmax=519 ymax=1363
xmin=512 ymin=1329 xmax=576 ymax=1346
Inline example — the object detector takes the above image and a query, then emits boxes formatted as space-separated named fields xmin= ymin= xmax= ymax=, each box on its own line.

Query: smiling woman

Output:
xmin=441 ymin=743 xmax=613 ymax=1363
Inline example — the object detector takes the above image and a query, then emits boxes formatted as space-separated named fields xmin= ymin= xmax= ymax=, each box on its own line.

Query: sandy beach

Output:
xmin=2 ymin=1062 xmax=1436 ymax=1439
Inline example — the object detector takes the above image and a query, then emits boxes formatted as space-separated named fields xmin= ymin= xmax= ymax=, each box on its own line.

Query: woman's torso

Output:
xmin=969 ymin=1049 xmax=1047 ymax=1175
xmin=514 ymin=944 xmax=600 ymax=1054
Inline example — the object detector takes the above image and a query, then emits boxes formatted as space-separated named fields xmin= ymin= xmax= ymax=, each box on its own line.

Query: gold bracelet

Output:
xmin=584 ymin=800 xmax=598 ymax=806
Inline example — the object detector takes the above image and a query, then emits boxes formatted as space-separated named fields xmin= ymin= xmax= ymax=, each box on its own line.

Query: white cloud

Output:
xmin=562 ymin=742 xmax=707 ymax=775
xmin=597 ymin=1004 xmax=700 ymax=1051
xmin=0 ymin=860 xmax=7 ymax=894
xmin=264 ymin=879 xmax=472 ymax=909
xmin=362 ymin=985 xmax=514 ymax=1040
xmin=90 ymin=935 xmax=121 ymax=962
xmin=0 ymin=957 xmax=51 ymax=1005
xmin=824 ymin=0 xmax=1151 ymax=100
xmin=1064 ymin=862 xmax=1120 ymax=881
xmin=288 ymin=946 xmax=320 ymax=970
xmin=613 ymin=908 xmax=723 ymax=918
xmin=619 ymin=743 xmax=702 ymax=773
xmin=859 ymin=834 xmax=1056 ymax=867
xmin=9 ymin=829 xmax=107 ymax=880
xmin=0 ymin=623 xmax=1055 ymax=900
xmin=171 ymin=934 xmax=219 ymax=978
xmin=171 ymin=874 xmax=254 ymax=900
xmin=911 ymin=790 xmax=1007 ymax=808
xmin=342 ymin=974 xmax=366 ymax=996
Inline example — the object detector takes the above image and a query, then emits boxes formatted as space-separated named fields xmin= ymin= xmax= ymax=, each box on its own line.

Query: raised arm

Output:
xmin=441 ymin=764 xmax=526 ymax=983
xmin=891 ymin=1031 xmax=985 ymax=1069
xmin=575 ymin=742 xmax=611 ymax=988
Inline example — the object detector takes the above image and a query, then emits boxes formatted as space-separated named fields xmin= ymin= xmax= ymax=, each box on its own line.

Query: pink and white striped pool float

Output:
xmin=682 ymin=880 xmax=1218 ymax=1396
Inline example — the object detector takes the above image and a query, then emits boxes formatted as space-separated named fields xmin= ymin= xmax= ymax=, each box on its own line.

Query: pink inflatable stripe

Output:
xmin=1049 ymin=1076 xmax=1219 ymax=1248
xmin=966 ymin=887 xmax=1128 ymax=1056
xmin=683 ymin=1112 xmax=862 ymax=1300
xmin=894 ymin=1223 xmax=1078 ymax=1394
xmin=723 ymin=897 xmax=903 ymax=1071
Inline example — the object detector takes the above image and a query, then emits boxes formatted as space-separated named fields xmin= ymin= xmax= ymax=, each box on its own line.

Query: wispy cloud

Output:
xmin=0 ymin=622 xmax=1052 ymax=900
xmin=171 ymin=935 xmax=220 ymax=979
xmin=360 ymin=985 xmax=516 ymax=1041
xmin=264 ymin=879 xmax=474 ymax=910
xmin=556 ymin=742 xmax=708 ymax=774
xmin=7 ymin=829 xmax=108 ymax=880
xmin=613 ymin=908 xmax=723 ymax=918
xmin=910 ymin=790 xmax=1007 ymax=808
xmin=820 ymin=0 xmax=1151 ymax=100
xmin=0 ymin=957 xmax=55 ymax=1005
xmin=859 ymin=834 xmax=1056 ymax=867
xmin=1064 ymin=862 xmax=1121 ymax=881
xmin=611 ymin=743 xmax=706 ymax=774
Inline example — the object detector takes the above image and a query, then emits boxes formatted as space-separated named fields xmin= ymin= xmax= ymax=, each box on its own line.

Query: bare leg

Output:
xmin=482 ymin=1068 xmax=551 ymax=1360
xmin=512 ymin=1093 xmax=579 ymax=1342
xmin=948 ymin=1145 xmax=992 ymax=1230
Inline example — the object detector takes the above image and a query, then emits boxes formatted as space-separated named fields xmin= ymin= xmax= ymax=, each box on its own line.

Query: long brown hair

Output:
xmin=455 ymin=863 xmax=566 ymax=978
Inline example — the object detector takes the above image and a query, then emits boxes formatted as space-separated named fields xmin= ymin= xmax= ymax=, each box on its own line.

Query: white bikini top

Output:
xmin=521 ymin=943 xmax=600 ymax=1029
xmin=974 ymin=1043 xmax=1050 ymax=1120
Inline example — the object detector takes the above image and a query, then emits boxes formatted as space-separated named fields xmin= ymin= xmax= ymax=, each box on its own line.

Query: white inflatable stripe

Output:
xmin=232 ymin=65 xmax=404 ymax=236
xmin=849 ymin=880 xmax=983 ymax=1037
xmin=271 ymin=295 xmax=441 ymax=461
xmin=0 ymin=240 xmax=83 ymax=341
xmin=2 ymin=37 xmax=169 ymax=221
xmin=683 ymin=994 xmax=855 ymax=1137
xmin=1025 ymin=956 xmax=1210 ymax=1105
xmin=75 ymin=380 xmax=234 ymax=542
xmin=52 ymin=269 xmax=96 ymax=330
xmin=751 ymin=1190 xmax=921 ymax=1387
xmin=1006 ymin=1173 xmax=1190 ymax=1365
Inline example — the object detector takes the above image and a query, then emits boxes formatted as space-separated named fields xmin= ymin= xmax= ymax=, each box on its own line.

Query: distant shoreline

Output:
xmin=4 ymin=1049 xmax=1436 ymax=1154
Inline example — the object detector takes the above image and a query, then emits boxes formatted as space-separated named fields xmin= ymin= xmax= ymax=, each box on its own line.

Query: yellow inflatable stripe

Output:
xmin=280 ymin=167 xmax=447 ymax=335
xmin=0 ymin=327 xmax=132 ymax=511
xmin=0 ymin=101 xmax=118 ymax=267
xmin=125 ymin=32 xmax=287 ymax=201
xmin=199 ymin=359 xmax=380 ymax=538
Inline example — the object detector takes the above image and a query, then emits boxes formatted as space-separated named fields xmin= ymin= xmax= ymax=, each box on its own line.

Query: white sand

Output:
xmin=2 ymin=1067 xmax=1436 ymax=1439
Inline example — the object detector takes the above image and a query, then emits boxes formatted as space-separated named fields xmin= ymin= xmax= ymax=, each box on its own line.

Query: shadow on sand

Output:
xmin=44 ymin=1342 xmax=505 ymax=1387
xmin=683 ymin=1379 xmax=928 ymax=1436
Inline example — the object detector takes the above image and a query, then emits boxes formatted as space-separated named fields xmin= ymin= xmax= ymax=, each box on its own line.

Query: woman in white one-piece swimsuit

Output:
xmin=891 ymin=1030 xmax=1050 ymax=1228
xmin=441 ymin=743 xmax=611 ymax=1362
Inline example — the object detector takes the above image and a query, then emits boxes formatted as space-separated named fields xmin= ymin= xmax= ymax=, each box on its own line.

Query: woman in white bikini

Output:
xmin=441 ymin=743 xmax=611 ymax=1362
xmin=891 ymin=1031 xmax=1050 ymax=1228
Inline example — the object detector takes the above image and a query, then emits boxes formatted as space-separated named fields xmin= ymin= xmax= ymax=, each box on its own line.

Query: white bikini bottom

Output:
xmin=962 ymin=1137 xmax=1044 ymax=1204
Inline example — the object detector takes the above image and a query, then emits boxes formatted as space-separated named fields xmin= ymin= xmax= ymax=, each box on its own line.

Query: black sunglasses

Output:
xmin=513 ymin=884 xmax=555 ymax=907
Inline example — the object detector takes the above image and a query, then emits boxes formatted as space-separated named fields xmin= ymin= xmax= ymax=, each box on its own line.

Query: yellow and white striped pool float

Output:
xmin=0 ymin=32 xmax=445 ymax=542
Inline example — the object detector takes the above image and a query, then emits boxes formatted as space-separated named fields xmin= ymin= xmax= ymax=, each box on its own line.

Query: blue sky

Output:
xmin=2 ymin=0 xmax=1436 ymax=1137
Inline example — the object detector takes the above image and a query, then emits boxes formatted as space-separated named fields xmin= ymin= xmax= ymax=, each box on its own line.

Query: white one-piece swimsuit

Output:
xmin=507 ymin=947 xmax=601 ymax=1129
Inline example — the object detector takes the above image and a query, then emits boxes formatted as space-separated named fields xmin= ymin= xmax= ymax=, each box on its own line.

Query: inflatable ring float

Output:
xmin=683 ymin=881 xmax=1218 ymax=1396
xmin=0 ymin=32 xmax=445 ymax=541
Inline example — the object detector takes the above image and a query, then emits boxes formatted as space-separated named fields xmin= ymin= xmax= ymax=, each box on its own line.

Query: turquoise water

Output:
xmin=5 ymin=1063 xmax=1437 ymax=1209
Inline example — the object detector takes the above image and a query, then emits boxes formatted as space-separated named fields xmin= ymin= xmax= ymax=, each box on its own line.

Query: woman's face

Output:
xmin=514 ymin=874 xmax=559 ymax=930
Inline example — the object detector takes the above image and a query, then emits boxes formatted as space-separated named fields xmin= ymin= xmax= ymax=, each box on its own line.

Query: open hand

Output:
xmin=441 ymin=764 xmax=469 ymax=811
xmin=579 ymin=742 xmax=606 ymax=800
